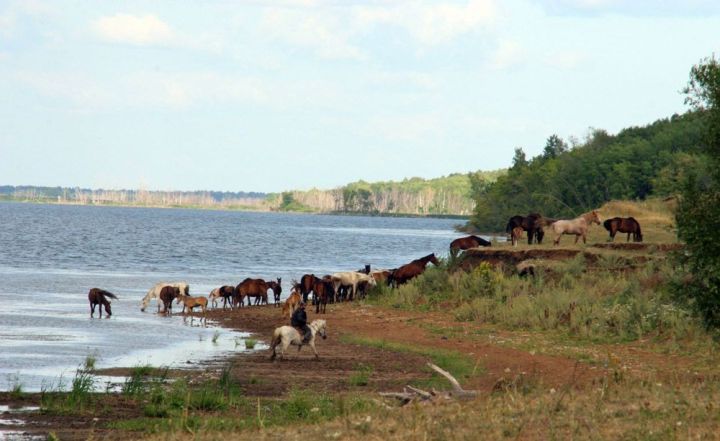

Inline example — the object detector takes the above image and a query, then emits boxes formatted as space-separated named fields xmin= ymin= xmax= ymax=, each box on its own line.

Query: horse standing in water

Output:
xmin=266 ymin=278 xmax=283 ymax=306
xmin=140 ymin=282 xmax=189 ymax=312
xmin=449 ymin=235 xmax=491 ymax=255
xmin=603 ymin=217 xmax=643 ymax=242
xmin=159 ymin=286 xmax=180 ymax=315
xmin=391 ymin=253 xmax=440 ymax=286
xmin=505 ymin=213 xmax=546 ymax=244
xmin=88 ymin=288 xmax=118 ymax=318
xmin=550 ymin=210 xmax=601 ymax=245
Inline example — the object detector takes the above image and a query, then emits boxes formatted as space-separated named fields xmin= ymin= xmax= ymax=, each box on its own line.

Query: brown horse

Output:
xmin=212 ymin=285 xmax=234 ymax=309
xmin=177 ymin=293 xmax=208 ymax=314
xmin=235 ymin=278 xmax=269 ymax=307
xmin=88 ymin=288 xmax=118 ymax=318
xmin=313 ymin=277 xmax=334 ymax=314
xmin=505 ymin=213 xmax=545 ymax=244
xmin=603 ymin=217 xmax=643 ymax=242
xmin=449 ymin=235 xmax=491 ymax=255
xmin=511 ymin=226 xmax=524 ymax=247
xmin=391 ymin=253 xmax=440 ymax=286
xmin=266 ymin=278 xmax=282 ymax=306
xmin=159 ymin=285 xmax=180 ymax=315
xmin=298 ymin=274 xmax=316 ymax=303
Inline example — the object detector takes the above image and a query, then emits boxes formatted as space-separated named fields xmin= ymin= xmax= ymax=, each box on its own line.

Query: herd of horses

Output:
xmin=87 ymin=210 xmax=642 ymax=319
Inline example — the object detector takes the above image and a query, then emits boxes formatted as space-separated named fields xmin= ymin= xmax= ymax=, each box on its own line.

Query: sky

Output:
xmin=1 ymin=0 xmax=719 ymax=193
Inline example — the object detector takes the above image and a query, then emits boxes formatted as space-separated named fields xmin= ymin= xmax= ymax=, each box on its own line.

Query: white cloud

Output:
xmin=260 ymin=8 xmax=366 ymax=60
xmin=368 ymin=113 xmax=444 ymax=142
xmin=355 ymin=0 xmax=497 ymax=45
xmin=491 ymin=40 xmax=524 ymax=69
xmin=91 ymin=13 xmax=174 ymax=46
xmin=545 ymin=50 xmax=587 ymax=69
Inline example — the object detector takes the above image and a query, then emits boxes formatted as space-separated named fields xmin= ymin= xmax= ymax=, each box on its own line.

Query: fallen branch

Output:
xmin=426 ymin=362 xmax=478 ymax=399
xmin=379 ymin=362 xmax=480 ymax=406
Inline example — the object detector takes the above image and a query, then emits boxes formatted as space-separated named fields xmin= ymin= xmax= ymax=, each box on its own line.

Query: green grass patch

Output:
xmin=347 ymin=364 xmax=373 ymax=387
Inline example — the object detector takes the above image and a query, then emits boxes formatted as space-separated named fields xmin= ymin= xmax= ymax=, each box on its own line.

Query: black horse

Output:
xmin=603 ymin=217 xmax=643 ymax=242
xmin=505 ymin=213 xmax=545 ymax=244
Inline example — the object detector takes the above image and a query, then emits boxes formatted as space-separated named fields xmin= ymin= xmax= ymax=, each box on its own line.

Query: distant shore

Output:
xmin=0 ymin=197 xmax=470 ymax=220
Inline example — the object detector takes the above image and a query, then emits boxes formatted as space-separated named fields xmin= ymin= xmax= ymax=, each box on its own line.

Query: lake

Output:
xmin=0 ymin=202 xmax=467 ymax=391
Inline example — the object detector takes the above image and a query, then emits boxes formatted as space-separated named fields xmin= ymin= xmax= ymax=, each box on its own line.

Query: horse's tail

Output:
xmin=603 ymin=218 xmax=612 ymax=232
xmin=270 ymin=329 xmax=282 ymax=350
xmin=104 ymin=291 xmax=119 ymax=300
xmin=541 ymin=217 xmax=558 ymax=226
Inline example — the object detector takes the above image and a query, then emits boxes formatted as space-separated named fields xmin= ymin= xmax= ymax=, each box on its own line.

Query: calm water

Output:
xmin=0 ymin=202 xmax=466 ymax=391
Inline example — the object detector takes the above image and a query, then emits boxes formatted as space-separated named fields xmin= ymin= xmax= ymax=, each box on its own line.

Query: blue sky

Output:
xmin=1 ymin=0 xmax=718 ymax=193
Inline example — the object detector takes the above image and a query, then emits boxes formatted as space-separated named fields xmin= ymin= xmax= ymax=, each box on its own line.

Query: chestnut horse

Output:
xmin=313 ymin=277 xmax=334 ymax=314
xmin=550 ymin=210 xmax=601 ymax=245
xmin=176 ymin=292 xmax=208 ymax=314
xmin=505 ymin=213 xmax=545 ymax=245
xmin=450 ymin=235 xmax=491 ymax=255
xmin=266 ymin=278 xmax=282 ymax=306
xmin=298 ymin=274 xmax=316 ymax=303
xmin=391 ymin=253 xmax=440 ymax=286
xmin=511 ymin=226 xmax=524 ymax=247
xmin=282 ymin=288 xmax=302 ymax=319
xmin=603 ymin=217 xmax=643 ymax=242
xmin=88 ymin=288 xmax=118 ymax=318
xmin=159 ymin=286 xmax=180 ymax=315
xmin=234 ymin=278 xmax=269 ymax=307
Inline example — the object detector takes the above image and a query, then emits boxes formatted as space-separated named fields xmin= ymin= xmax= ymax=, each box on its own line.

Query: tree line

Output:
xmin=467 ymin=110 xmax=709 ymax=231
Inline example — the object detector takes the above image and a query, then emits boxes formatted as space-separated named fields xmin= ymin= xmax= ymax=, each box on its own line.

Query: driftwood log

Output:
xmin=379 ymin=362 xmax=479 ymax=405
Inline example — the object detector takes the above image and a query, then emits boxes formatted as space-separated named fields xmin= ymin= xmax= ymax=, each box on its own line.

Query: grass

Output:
xmin=244 ymin=338 xmax=257 ymax=349
xmin=340 ymin=335 xmax=481 ymax=387
xmin=212 ymin=331 xmax=221 ymax=344
xmin=347 ymin=364 xmax=373 ymax=387
xmin=8 ymin=374 xmax=24 ymax=400
xmin=84 ymin=355 xmax=97 ymax=371
xmin=41 ymin=368 xmax=96 ymax=415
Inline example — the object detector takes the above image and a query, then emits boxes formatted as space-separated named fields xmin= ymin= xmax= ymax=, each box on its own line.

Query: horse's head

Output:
xmin=140 ymin=299 xmax=148 ymax=312
xmin=590 ymin=210 xmax=601 ymax=225
xmin=312 ymin=319 xmax=328 ymax=340
xmin=104 ymin=302 xmax=112 ymax=317
xmin=429 ymin=253 xmax=440 ymax=266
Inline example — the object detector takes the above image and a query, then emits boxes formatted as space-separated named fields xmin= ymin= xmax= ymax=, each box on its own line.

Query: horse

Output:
xmin=358 ymin=264 xmax=371 ymax=274
xmin=370 ymin=269 xmax=393 ymax=286
xmin=330 ymin=272 xmax=376 ymax=301
xmin=209 ymin=285 xmax=234 ymax=309
xmin=313 ymin=277 xmax=334 ymax=314
xmin=391 ymin=253 xmax=440 ymax=286
xmin=282 ymin=289 xmax=302 ymax=319
xmin=234 ymin=278 xmax=269 ymax=307
xmin=511 ymin=226 xmax=524 ymax=247
xmin=299 ymin=274 xmax=316 ymax=303
xmin=141 ymin=282 xmax=189 ymax=312
xmin=88 ymin=288 xmax=118 ymax=318
xmin=505 ymin=213 xmax=545 ymax=244
xmin=176 ymin=292 xmax=208 ymax=314
xmin=449 ymin=235 xmax=491 ymax=255
xmin=159 ymin=285 xmax=180 ymax=315
xmin=269 ymin=319 xmax=328 ymax=361
xmin=550 ymin=210 xmax=601 ymax=245
xmin=266 ymin=278 xmax=282 ymax=306
xmin=603 ymin=217 xmax=643 ymax=242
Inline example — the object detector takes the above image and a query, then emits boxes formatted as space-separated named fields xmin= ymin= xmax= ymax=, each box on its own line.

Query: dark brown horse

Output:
xmin=234 ymin=278 xmax=269 ymax=307
xmin=603 ymin=217 xmax=643 ymax=242
xmin=218 ymin=285 xmax=234 ymax=309
xmin=88 ymin=288 xmax=118 ymax=318
xmin=299 ymin=274 xmax=316 ymax=303
xmin=266 ymin=278 xmax=282 ymax=306
xmin=313 ymin=277 xmax=334 ymax=314
xmin=391 ymin=253 xmax=440 ymax=286
xmin=505 ymin=213 xmax=545 ymax=244
xmin=449 ymin=235 xmax=491 ymax=255
xmin=159 ymin=285 xmax=180 ymax=315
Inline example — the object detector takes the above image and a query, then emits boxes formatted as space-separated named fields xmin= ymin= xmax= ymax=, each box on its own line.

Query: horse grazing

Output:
xmin=282 ymin=289 xmax=302 ymax=319
xmin=603 ymin=217 xmax=643 ymax=242
xmin=159 ymin=286 xmax=180 ymax=315
xmin=269 ymin=319 xmax=328 ymax=361
xmin=550 ymin=210 xmax=601 ymax=245
xmin=505 ymin=213 xmax=545 ymax=244
xmin=176 ymin=292 xmax=208 ymax=314
xmin=511 ymin=226 xmax=524 ymax=247
xmin=266 ymin=278 xmax=282 ymax=306
xmin=391 ymin=253 xmax=440 ymax=286
xmin=88 ymin=288 xmax=118 ymax=318
xmin=331 ymin=272 xmax=376 ymax=301
xmin=450 ymin=235 xmax=491 ymax=255
xmin=313 ymin=277 xmax=335 ymax=314
xmin=209 ymin=285 xmax=234 ymax=309
xmin=141 ymin=282 xmax=189 ymax=312
xmin=234 ymin=278 xmax=269 ymax=307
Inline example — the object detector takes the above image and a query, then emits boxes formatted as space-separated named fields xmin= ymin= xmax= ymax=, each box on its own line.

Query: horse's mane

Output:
xmin=413 ymin=253 xmax=435 ymax=263
xmin=603 ymin=218 xmax=614 ymax=231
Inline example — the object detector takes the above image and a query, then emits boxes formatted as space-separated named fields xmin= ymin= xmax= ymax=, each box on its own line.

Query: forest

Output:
xmin=467 ymin=110 xmax=709 ymax=231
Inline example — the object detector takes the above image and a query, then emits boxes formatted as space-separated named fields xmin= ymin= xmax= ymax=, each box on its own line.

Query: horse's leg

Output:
xmin=311 ymin=340 xmax=319 ymax=359
xmin=281 ymin=339 xmax=290 ymax=360
xmin=626 ymin=232 xmax=631 ymax=242
xmin=90 ymin=302 xmax=94 ymax=317
xmin=574 ymin=234 xmax=579 ymax=244
xmin=582 ymin=233 xmax=587 ymax=244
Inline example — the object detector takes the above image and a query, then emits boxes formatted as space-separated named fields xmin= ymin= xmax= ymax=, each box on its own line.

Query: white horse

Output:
xmin=331 ymin=272 xmax=376 ymax=301
xmin=140 ymin=282 xmax=190 ymax=312
xmin=549 ymin=210 xmax=601 ymax=245
xmin=208 ymin=287 xmax=221 ymax=309
xmin=269 ymin=319 xmax=327 ymax=360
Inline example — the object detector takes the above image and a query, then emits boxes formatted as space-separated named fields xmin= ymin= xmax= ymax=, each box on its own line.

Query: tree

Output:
xmin=542 ymin=134 xmax=567 ymax=160
xmin=675 ymin=55 xmax=720 ymax=329
xmin=511 ymin=147 xmax=528 ymax=170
